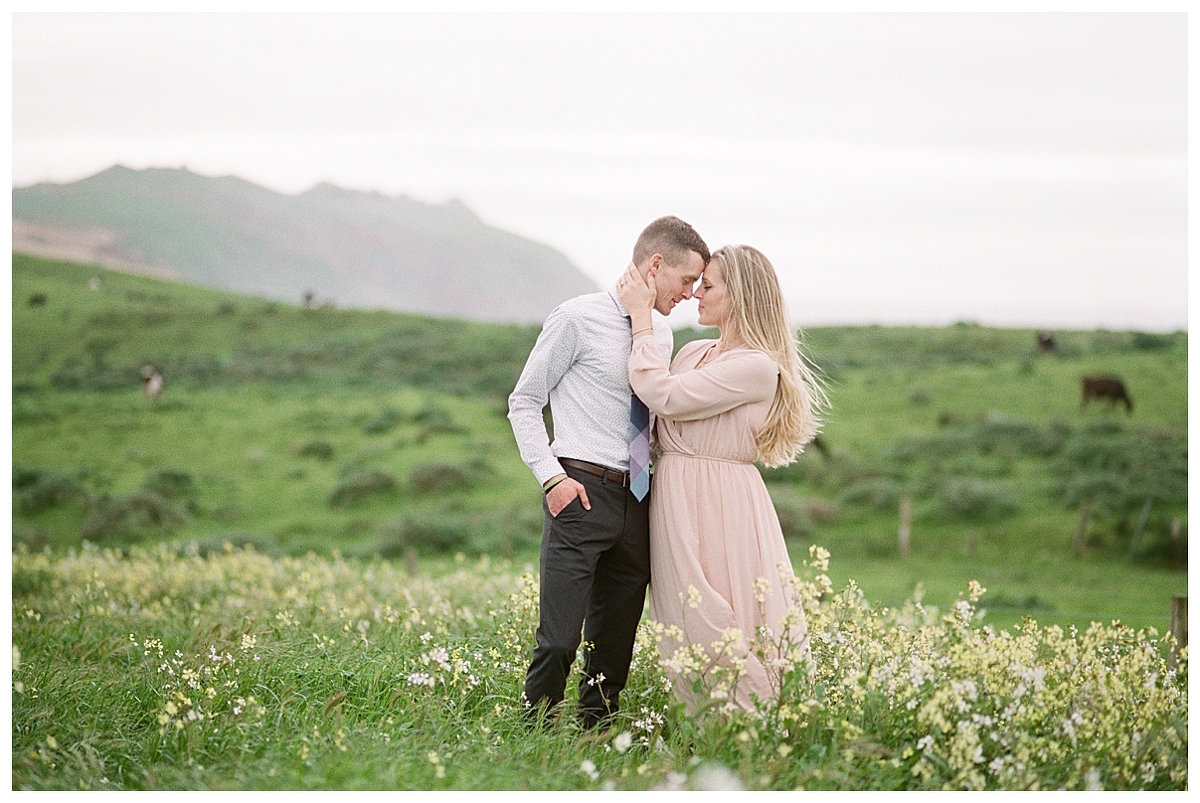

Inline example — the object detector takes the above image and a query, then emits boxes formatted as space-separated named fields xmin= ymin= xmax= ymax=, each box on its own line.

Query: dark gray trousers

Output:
xmin=522 ymin=463 xmax=651 ymax=727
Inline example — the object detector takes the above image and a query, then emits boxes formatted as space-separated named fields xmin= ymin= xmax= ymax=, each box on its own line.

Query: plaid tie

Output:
xmin=625 ymin=308 xmax=651 ymax=500
xmin=629 ymin=392 xmax=651 ymax=501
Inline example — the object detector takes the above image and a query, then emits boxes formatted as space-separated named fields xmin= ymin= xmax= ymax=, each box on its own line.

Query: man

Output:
xmin=508 ymin=216 xmax=709 ymax=728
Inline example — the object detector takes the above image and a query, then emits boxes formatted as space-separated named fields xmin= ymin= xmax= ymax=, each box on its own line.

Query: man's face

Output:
xmin=653 ymin=250 xmax=706 ymax=316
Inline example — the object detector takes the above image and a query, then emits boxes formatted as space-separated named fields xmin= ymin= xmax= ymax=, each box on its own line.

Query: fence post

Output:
xmin=502 ymin=528 xmax=514 ymax=562
xmin=898 ymin=497 xmax=912 ymax=558
xmin=405 ymin=546 xmax=418 ymax=577
xmin=1169 ymin=597 xmax=1187 ymax=671
xmin=1127 ymin=498 xmax=1153 ymax=560
xmin=966 ymin=528 xmax=977 ymax=558
xmin=1074 ymin=498 xmax=1090 ymax=557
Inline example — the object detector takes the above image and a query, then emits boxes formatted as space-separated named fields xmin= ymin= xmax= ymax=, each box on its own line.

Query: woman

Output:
xmin=616 ymin=244 xmax=824 ymax=713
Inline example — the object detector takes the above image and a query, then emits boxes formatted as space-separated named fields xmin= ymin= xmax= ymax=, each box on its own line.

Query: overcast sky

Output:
xmin=11 ymin=12 xmax=1188 ymax=331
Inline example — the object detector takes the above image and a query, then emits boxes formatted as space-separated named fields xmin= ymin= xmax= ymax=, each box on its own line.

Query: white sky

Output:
xmin=10 ymin=12 xmax=1189 ymax=331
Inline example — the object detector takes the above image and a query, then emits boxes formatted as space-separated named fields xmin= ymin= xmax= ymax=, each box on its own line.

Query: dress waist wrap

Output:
xmin=658 ymin=452 xmax=754 ymax=466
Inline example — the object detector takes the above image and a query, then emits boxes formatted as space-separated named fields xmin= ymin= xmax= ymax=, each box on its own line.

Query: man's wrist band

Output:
xmin=543 ymin=474 xmax=568 ymax=494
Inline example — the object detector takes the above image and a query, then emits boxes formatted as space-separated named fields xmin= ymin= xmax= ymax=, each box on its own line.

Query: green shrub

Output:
xmin=142 ymin=468 xmax=196 ymax=501
xmin=295 ymin=440 xmax=335 ymax=460
xmin=329 ymin=469 xmax=400 ymax=507
xmin=1130 ymin=331 xmax=1174 ymax=351
xmin=771 ymin=496 xmax=814 ymax=541
xmin=976 ymin=414 xmax=1070 ymax=457
xmin=409 ymin=458 xmax=493 ymax=495
xmin=935 ymin=477 xmax=1019 ymax=522
xmin=362 ymin=407 xmax=405 ymax=435
xmin=12 ymin=524 xmax=51 ymax=554
xmin=1050 ymin=423 xmax=1186 ymax=525
xmin=838 ymin=478 xmax=905 ymax=512
xmin=81 ymin=491 xmax=188 ymax=542
xmin=375 ymin=512 xmax=472 ymax=556
xmin=16 ymin=469 xmax=88 ymax=514
xmin=12 ymin=465 xmax=43 ymax=491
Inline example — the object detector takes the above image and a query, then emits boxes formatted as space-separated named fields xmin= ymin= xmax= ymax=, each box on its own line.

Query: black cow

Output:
xmin=1036 ymin=330 xmax=1057 ymax=354
xmin=1081 ymin=377 xmax=1133 ymax=415
xmin=28 ymin=293 xmax=46 ymax=307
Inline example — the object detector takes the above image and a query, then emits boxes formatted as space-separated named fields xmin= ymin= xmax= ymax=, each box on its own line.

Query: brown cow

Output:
xmin=1081 ymin=376 xmax=1132 ymax=414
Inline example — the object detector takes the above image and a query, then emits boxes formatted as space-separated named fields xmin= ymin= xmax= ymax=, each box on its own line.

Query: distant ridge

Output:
xmin=12 ymin=165 xmax=599 ymax=323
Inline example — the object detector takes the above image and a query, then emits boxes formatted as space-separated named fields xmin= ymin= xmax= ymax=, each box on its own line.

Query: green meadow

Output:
xmin=11 ymin=253 xmax=1187 ymax=790
xmin=12 ymin=253 xmax=1186 ymax=630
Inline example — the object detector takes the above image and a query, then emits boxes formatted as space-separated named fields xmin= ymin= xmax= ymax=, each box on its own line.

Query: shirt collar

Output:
xmin=607 ymin=288 xmax=630 ymax=318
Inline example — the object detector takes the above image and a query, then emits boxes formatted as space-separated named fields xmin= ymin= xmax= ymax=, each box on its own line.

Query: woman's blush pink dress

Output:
xmin=629 ymin=337 xmax=810 ymax=713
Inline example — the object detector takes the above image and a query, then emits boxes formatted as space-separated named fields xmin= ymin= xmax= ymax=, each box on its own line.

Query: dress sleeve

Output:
xmin=628 ymin=339 xmax=779 ymax=422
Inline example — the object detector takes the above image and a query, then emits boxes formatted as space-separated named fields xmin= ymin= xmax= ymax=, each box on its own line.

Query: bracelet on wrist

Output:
xmin=632 ymin=326 xmax=653 ymax=337
xmin=543 ymin=474 xmax=568 ymax=494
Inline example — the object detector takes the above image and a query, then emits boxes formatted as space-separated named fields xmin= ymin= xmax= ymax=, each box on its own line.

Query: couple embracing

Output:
xmin=507 ymin=216 xmax=823 ymax=726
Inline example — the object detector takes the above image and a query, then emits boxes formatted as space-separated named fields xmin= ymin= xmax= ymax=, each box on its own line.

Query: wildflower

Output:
xmin=967 ymin=580 xmax=986 ymax=602
xmin=691 ymin=763 xmax=744 ymax=791
xmin=422 ymin=647 xmax=451 ymax=671
xmin=407 ymin=672 xmax=435 ymax=688
xmin=807 ymin=544 xmax=830 ymax=572
xmin=953 ymin=599 xmax=973 ymax=624
xmin=659 ymin=771 xmax=687 ymax=791
xmin=613 ymin=732 xmax=633 ymax=753
xmin=580 ymin=759 xmax=599 ymax=782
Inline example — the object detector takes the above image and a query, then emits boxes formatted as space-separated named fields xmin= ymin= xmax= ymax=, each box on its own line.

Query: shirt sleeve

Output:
xmin=507 ymin=303 xmax=578 ymax=485
xmin=628 ymin=339 xmax=779 ymax=422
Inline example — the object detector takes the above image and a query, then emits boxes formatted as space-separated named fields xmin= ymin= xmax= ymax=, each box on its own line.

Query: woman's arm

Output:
xmin=629 ymin=340 xmax=778 ymax=421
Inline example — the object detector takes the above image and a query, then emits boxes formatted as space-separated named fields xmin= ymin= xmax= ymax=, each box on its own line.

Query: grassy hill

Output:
xmin=12 ymin=252 xmax=1187 ymax=634
xmin=13 ymin=165 xmax=599 ymax=323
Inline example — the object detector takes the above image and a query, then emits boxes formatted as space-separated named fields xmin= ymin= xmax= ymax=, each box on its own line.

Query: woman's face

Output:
xmin=695 ymin=259 xmax=732 ymax=328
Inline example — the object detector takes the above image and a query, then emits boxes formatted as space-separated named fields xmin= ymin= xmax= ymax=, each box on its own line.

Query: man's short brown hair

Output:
xmin=632 ymin=216 xmax=710 ymax=267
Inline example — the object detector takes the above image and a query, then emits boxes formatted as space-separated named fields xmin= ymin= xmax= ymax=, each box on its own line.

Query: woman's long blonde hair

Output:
xmin=711 ymin=245 xmax=825 ymax=468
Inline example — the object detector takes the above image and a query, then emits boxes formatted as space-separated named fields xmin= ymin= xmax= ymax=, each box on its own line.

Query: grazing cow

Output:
xmin=1081 ymin=376 xmax=1132 ymax=414
xmin=28 ymin=293 xmax=46 ymax=307
xmin=1036 ymin=330 xmax=1057 ymax=354
xmin=141 ymin=365 xmax=165 ymax=402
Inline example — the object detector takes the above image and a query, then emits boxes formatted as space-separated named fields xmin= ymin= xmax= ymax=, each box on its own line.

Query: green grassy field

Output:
xmin=12 ymin=253 xmax=1186 ymax=632
xmin=10 ymin=253 xmax=1188 ymax=790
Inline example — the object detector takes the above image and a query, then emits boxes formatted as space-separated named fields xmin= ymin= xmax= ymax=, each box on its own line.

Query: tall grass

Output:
xmin=12 ymin=543 xmax=1185 ymax=790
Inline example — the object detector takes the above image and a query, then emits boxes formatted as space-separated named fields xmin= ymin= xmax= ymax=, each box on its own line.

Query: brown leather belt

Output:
xmin=559 ymin=457 xmax=630 ymax=488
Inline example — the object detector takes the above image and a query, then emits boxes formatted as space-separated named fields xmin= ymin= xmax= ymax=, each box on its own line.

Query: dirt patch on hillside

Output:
xmin=12 ymin=219 xmax=178 ymax=280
